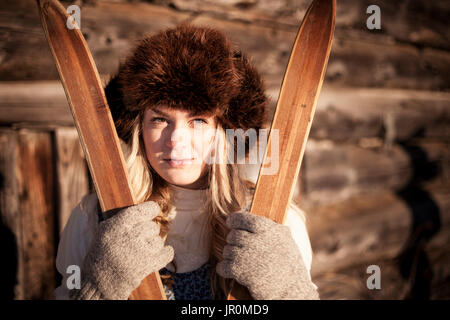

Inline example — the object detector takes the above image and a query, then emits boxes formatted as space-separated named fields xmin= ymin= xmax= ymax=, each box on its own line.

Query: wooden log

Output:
xmin=0 ymin=81 xmax=73 ymax=126
xmin=298 ymin=139 xmax=450 ymax=207
xmin=311 ymin=229 xmax=450 ymax=300
xmin=1 ymin=1 xmax=450 ymax=90
xmin=0 ymin=0 xmax=190 ymax=81
xmin=184 ymin=14 xmax=450 ymax=91
xmin=306 ymin=182 xmax=450 ymax=299
xmin=300 ymin=140 xmax=409 ymax=205
xmin=307 ymin=183 xmax=450 ymax=276
xmin=5 ymin=0 xmax=448 ymax=53
xmin=2 ymin=81 xmax=449 ymax=144
xmin=54 ymin=127 xmax=89 ymax=234
xmin=312 ymin=85 xmax=450 ymax=142
xmin=326 ymin=37 xmax=450 ymax=90
xmin=163 ymin=0 xmax=450 ymax=50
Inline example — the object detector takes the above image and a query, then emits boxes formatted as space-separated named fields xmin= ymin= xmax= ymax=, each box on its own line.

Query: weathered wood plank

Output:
xmin=164 ymin=0 xmax=450 ymax=50
xmin=0 ymin=0 xmax=191 ymax=81
xmin=312 ymin=85 xmax=450 ymax=142
xmin=325 ymin=37 xmax=450 ymax=90
xmin=1 ymin=1 xmax=449 ymax=90
xmin=4 ymin=0 xmax=449 ymax=52
xmin=54 ymin=127 xmax=89 ymax=234
xmin=308 ymin=183 xmax=450 ymax=272
xmin=298 ymin=139 xmax=450 ymax=207
xmin=0 ymin=129 xmax=20 ymax=299
xmin=0 ymin=81 xmax=73 ymax=126
xmin=16 ymin=129 xmax=56 ymax=299
xmin=2 ymin=82 xmax=449 ymax=144
xmin=0 ymin=127 xmax=91 ymax=299
xmin=307 ymin=183 xmax=450 ymax=299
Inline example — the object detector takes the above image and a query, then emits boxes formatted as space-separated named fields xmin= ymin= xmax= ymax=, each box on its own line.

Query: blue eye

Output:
xmin=193 ymin=119 xmax=207 ymax=125
xmin=151 ymin=117 xmax=167 ymax=123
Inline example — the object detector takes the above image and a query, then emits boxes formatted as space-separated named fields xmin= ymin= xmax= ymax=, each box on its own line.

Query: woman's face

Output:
xmin=142 ymin=106 xmax=217 ymax=189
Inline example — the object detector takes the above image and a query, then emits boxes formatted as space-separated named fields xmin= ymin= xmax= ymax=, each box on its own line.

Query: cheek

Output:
xmin=142 ymin=128 xmax=162 ymax=158
xmin=194 ymin=129 xmax=216 ymax=158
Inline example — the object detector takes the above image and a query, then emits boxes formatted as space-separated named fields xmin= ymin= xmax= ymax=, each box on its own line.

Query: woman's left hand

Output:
xmin=216 ymin=212 xmax=319 ymax=300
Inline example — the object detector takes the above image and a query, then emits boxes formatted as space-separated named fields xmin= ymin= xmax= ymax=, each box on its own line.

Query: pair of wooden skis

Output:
xmin=37 ymin=0 xmax=335 ymax=300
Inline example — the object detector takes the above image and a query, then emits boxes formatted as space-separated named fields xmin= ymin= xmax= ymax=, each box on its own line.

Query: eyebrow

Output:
xmin=149 ymin=108 xmax=211 ymax=118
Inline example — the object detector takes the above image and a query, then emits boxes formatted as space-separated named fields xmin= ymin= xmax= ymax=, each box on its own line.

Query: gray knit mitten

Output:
xmin=217 ymin=212 xmax=319 ymax=300
xmin=70 ymin=201 xmax=174 ymax=300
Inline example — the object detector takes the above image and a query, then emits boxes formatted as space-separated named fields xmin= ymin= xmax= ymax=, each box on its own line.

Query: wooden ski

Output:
xmin=36 ymin=0 xmax=166 ymax=300
xmin=227 ymin=0 xmax=336 ymax=300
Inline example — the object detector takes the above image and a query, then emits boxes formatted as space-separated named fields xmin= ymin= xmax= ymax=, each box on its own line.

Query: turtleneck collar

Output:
xmin=167 ymin=183 xmax=208 ymax=218
xmin=169 ymin=184 xmax=207 ymax=210
xmin=165 ymin=183 xmax=211 ymax=273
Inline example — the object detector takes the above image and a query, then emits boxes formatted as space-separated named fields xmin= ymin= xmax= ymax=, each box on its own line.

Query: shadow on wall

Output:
xmin=395 ymin=137 xmax=441 ymax=300
xmin=0 ymin=173 xmax=19 ymax=300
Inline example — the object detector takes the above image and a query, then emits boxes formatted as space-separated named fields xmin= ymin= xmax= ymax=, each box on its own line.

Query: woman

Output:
xmin=54 ymin=24 xmax=319 ymax=300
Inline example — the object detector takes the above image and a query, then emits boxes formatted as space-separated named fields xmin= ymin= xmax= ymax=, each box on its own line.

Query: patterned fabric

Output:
xmin=161 ymin=263 xmax=212 ymax=300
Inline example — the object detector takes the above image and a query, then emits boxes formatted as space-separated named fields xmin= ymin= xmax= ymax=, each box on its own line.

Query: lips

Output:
xmin=163 ymin=158 xmax=195 ymax=161
xmin=163 ymin=158 xmax=195 ymax=167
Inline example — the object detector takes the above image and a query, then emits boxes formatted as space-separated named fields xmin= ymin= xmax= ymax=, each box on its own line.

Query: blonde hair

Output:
xmin=120 ymin=112 xmax=252 ymax=299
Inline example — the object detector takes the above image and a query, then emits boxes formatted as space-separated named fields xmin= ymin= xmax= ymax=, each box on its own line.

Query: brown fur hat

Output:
xmin=105 ymin=24 xmax=267 ymax=148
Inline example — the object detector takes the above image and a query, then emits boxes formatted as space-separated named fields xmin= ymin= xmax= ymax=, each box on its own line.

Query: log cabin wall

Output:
xmin=0 ymin=0 xmax=448 ymax=299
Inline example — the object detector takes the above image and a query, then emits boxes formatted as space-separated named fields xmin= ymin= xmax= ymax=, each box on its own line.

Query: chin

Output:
xmin=150 ymin=160 xmax=209 ymax=189
xmin=167 ymin=177 xmax=199 ymax=187
xmin=160 ymin=170 xmax=202 ymax=187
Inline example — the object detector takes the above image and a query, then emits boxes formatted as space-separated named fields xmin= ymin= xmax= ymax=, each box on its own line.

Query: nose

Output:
xmin=165 ymin=126 xmax=191 ymax=149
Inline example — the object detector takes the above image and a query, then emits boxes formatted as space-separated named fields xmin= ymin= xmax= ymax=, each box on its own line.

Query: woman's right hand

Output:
xmin=70 ymin=201 xmax=174 ymax=300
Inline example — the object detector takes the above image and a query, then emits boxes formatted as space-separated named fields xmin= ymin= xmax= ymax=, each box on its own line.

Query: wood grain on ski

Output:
xmin=228 ymin=0 xmax=336 ymax=300
xmin=36 ymin=0 xmax=166 ymax=300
